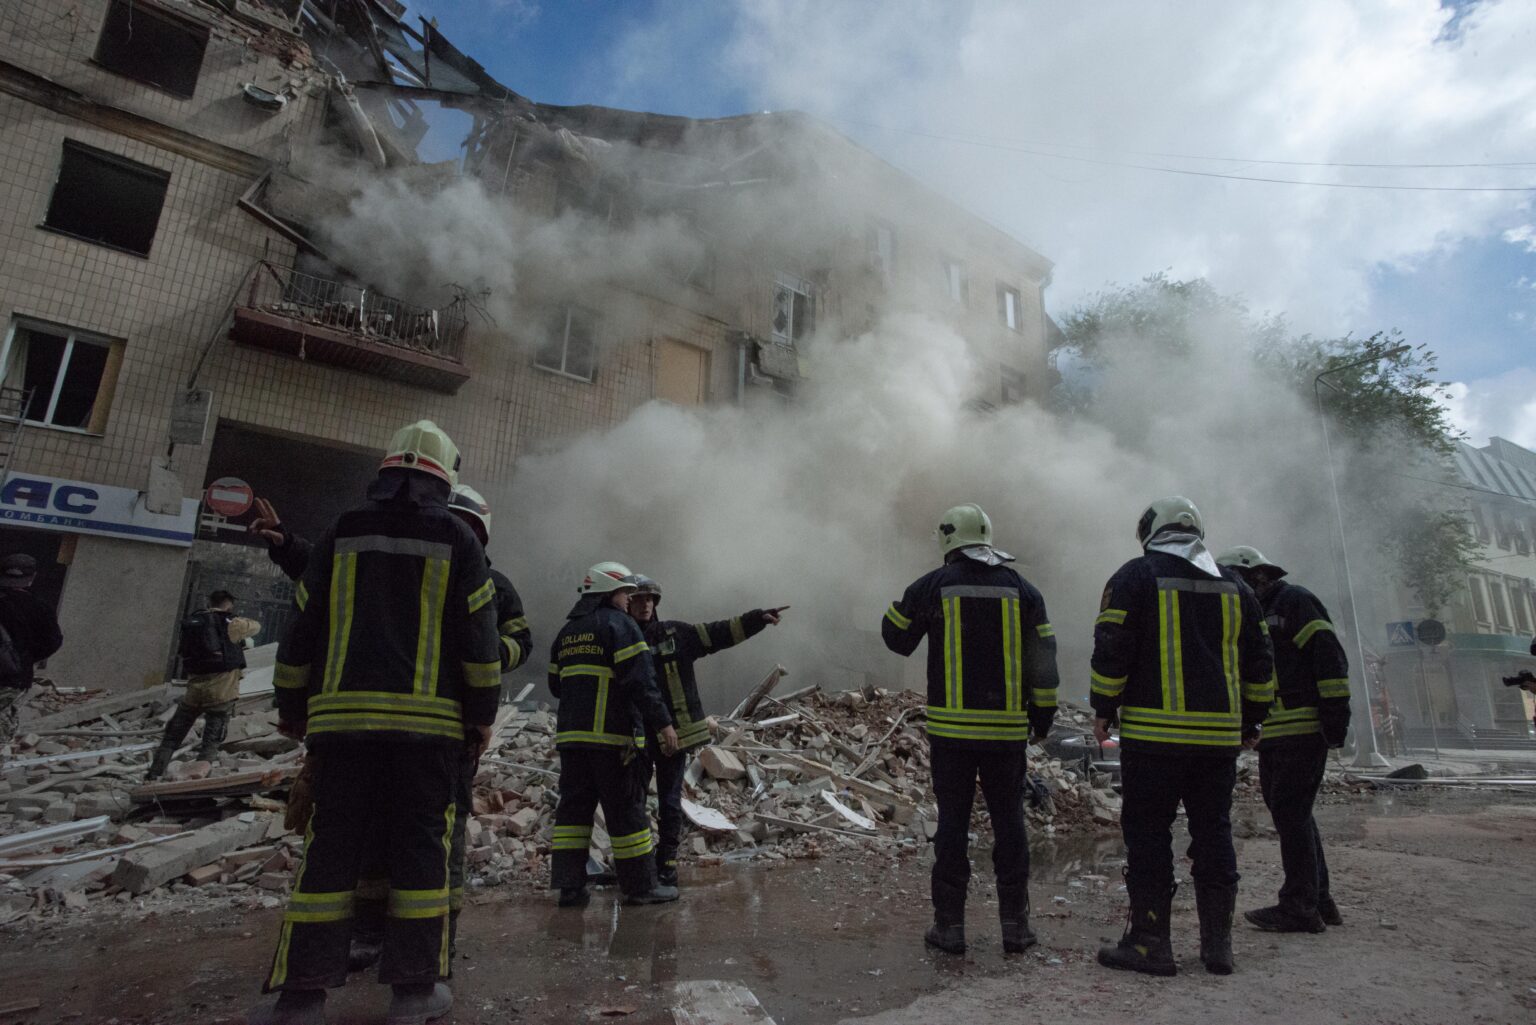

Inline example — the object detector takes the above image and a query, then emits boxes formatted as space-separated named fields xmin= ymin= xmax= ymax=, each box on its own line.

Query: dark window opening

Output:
xmin=2 ymin=320 xmax=118 ymax=431
xmin=95 ymin=0 xmax=209 ymax=98
xmin=772 ymin=276 xmax=815 ymax=346
xmin=1001 ymin=367 xmax=1027 ymax=404
xmin=998 ymin=284 xmax=1022 ymax=331
xmin=44 ymin=142 xmax=170 ymax=257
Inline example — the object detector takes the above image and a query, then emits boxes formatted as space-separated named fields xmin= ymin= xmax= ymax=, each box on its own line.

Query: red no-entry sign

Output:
xmin=205 ymin=477 xmax=254 ymax=518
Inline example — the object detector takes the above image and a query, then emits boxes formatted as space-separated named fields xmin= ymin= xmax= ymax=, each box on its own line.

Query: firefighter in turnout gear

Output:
xmin=148 ymin=591 xmax=261 ymax=779
xmin=246 ymin=487 xmax=533 ymax=975
xmin=882 ymin=504 xmax=1060 ymax=956
xmin=1217 ymin=545 xmax=1350 ymax=933
xmin=251 ymin=421 xmax=501 ymax=1025
xmin=628 ymin=574 xmax=786 ymax=887
xmin=549 ymin=563 xmax=680 ymax=906
xmin=1091 ymin=497 xmax=1274 ymax=977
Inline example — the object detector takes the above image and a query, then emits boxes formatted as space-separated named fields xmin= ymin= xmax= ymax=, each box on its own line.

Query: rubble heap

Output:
xmin=1 ymin=670 xmax=1121 ymax=923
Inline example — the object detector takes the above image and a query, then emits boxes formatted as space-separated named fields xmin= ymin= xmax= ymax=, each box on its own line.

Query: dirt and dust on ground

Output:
xmin=4 ymin=787 xmax=1534 ymax=1025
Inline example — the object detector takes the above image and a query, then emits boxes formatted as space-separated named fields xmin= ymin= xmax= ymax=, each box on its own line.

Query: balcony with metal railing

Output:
xmin=230 ymin=262 xmax=472 ymax=393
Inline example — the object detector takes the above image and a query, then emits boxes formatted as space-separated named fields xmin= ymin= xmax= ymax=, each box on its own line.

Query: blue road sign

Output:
xmin=1386 ymin=621 xmax=1416 ymax=647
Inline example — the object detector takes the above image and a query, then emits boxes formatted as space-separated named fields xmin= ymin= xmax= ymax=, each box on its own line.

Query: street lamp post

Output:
xmin=1314 ymin=344 xmax=1411 ymax=769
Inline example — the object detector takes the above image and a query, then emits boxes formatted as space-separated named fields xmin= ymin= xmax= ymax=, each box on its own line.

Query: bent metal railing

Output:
xmin=241 ymin=261 xmax=468 ymax=362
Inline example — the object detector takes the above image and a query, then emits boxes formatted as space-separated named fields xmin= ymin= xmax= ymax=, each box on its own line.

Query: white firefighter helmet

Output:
xmin=936 ymin=503 xmax=993 ymax=555
xmin=381 ymin=420 xmax=460 ymax=486
xmin=448 ymin=484 xmax=492 ymax=541
xmin=579 ymin=561 xmax=639 ymax=594
xmin=1136 ymin=496 xmax=1203 ymax=544
xmin=1216 ymin=545 xmax=1287 ymax=578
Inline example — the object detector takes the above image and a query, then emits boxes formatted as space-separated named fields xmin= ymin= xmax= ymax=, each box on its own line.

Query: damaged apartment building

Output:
xmin=0 ymin=0 xmax=1056 ymax=691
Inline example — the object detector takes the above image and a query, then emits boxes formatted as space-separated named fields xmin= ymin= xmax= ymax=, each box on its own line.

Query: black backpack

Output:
xmin=180 ymin=610 xmax=241 ymax=675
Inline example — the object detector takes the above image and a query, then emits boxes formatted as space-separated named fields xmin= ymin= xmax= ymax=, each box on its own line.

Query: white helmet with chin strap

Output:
xmin=448 ymin=484 xmax=492 ymax=541
xmin=579 ymin=561 xmax=639 ymax=594
xmin=1215 ymin=545 xmax=1287 ymax=578
xmin=1136 ymin=496 xmax=1203 ymax=544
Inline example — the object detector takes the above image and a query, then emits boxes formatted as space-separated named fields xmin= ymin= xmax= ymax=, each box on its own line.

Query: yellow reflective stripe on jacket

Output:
xmin=1317 ymin=677 xmax=1351 ymax=699
xmin=1219 ymin=591 xmax=1240 ymax=709
xmin=294 ymin=581 xmax=309 ymax=612
xmin=308 ymin=691 xmax=461 ymax=718
xmin=283 ymin=888 xmax=355 ymax=924
xmin=1122 ymin=705 xmax=1237 ymax=726
xmin=561 ymin=664 xmax=614 ymax=679
xmin=551 ymin=825 xmax=593 ymax=850
xmin=501 ymin=616 xmax=529 ymax=635
xmin=275 ymin=662 xmax=310 ymax=690
xmin=695 ymin=623 xmax=713 ymax=650
xmin=1031 ymin=687 xmax=1058 ymax=708
xmin=1002 ymin=597 xmax=1022 ymax=712
xmin=321 ymin=551 xmax=358 ymax=694
xmin=729 ymin=617 xmax=746 ymax=645
xmin=1241 ymin=677 xmax=1276 ymax=704
xmin=1096 ymin=608 xmax=1128 ymax=626
xmin=1263 ymin=704 xmax=1323 ymax=737
xmin=942 ymin=596 xmax=963 ymax=708
xmin=1118 ymin=721 xmax=1242 ymax=746
xmin=926 ymin=705 xmax=1030 ymax=723
xmin=926 ymin=721 xmax=1031 ymax=741
xmin=388 ymin=887 xmax=451 ymax=920
xmin=1035 ymin=622 xmax=1055 ymax=638
xmin=466 ymin=578 xmax=495 ymax=615
xmin=463 ymin=660 xmax=501 ymax=689
xmin=613 ymin=641 xmax=649 ymax=663
xmin=885 ymin=603 xmax=913 ymax=630
xmin=412 ymin=556 xmax=450 ymax=697
xmin=1091 ymin=670 xmax=1128 ymax=697
xmin=1157 ymin=588 xmax=1183 ymax=710
xmin=1292 ymin=619 xmax=1334 ymax=648
xmin=500 ymin=637 xmax=522 ymax=668
xmin=308 ymin=713 xmax=464 ymax=741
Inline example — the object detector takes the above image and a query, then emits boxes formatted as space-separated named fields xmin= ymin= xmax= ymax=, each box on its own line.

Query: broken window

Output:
xmin=1489 ymin=574 xmax=1512 ymax=630
xmin=94 ymin=0 xmax=209 ymax=98
xmin=536 ymin=308 xmax=596 ymax=381
xmin=943 ymin=258 xmax=968 ymax=305
xmin=0 ymin=320 xmax=119 ymax=432
xmin=1469 ymin=504 xmax=1490 ymax=543
xmin=44 ymin=142 xmax=170 ymax=257
xmin=869 ymin=221 xmax=896 ymax=286
xmin=1509 ymin=579 xmax=1532 ymax=635
xmin=998 ymin=284 xmax=1022 ymax=331
xmin=772 ymin=275 xmax=815 ymax=347
xmin=1000 ymin=367 xmax=1027 ymax=404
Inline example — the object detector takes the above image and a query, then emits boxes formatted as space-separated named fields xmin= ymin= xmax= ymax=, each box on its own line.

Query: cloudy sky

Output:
xmin=413 ymin=0 xmax=1536 ymax=446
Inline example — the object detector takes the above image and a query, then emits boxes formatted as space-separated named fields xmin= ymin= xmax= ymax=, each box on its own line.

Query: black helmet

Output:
xmin=632 ymin=574 xmax=661 ymax=605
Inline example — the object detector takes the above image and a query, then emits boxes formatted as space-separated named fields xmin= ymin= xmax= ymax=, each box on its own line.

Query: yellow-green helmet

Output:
xmin=381 ymin=420 xmax=460 ymax=486
xmin=1216 ymin=545 xmax=1287 ymax=578
xmin=1136 ymin=496 xmax=1203 ymax=543
xmin=936 ymin=503 xmax=993 ymax=555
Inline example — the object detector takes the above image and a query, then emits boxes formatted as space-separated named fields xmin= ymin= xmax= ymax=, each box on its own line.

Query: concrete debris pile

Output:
xmin=0 ymin=685 xmax=303 ymax=924
xmin=461 ymin=677 xmax=1122 ymax=894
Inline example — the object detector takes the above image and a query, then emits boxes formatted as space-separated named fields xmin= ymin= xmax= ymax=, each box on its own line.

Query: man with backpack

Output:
xmin=147 ymin=590 xmax=261 ymax=779
xmin=0 ymin=553 xmax=63 ymax=751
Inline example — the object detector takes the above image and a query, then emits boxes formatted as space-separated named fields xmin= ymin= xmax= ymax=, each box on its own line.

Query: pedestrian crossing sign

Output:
xmin=1386 ymin=621 xmax=1416 ymax=647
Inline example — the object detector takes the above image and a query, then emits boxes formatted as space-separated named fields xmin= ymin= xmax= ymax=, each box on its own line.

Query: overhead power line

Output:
xmin=832 ymin=118 xmax=1536 ymax=193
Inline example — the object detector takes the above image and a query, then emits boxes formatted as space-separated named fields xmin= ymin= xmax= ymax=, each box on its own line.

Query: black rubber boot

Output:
xmin=1097 ymin=884 xmax=1176 ymax=977
xmin=656 ymin=856 xmax=678 ymax=888
xmin=196 ymin=708 xmax=230 ymax=761
xmin=1244 ymin=904 xmax=1325 ymax=934
xmin=145 ymin=746 xmax=174 ymax=781
xmin=1196 ymin=884 xmax=1236 ymax=975
xmin=385 ymin=982 xmax=452 ymax=1025
xmin=557 ymin=887 xmax=590 ymax=908
xmin=999 ymin=889 xmax=1036 ymax=953
xmin=624 ymin=884 xmax=679 ymax=905
xmin=924 ymin=922 xmax=967 ymax=955
xmin=246 ymin=989 xmax=326 ymax=1025
xmin=1318 ymin=895 xmax=1343 ymax=927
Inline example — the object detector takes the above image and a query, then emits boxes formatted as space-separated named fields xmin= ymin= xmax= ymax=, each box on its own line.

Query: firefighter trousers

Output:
xmin=551 ymin=746 xmax=656 ymax=895
xmin=1119 ymin=747 xmax=1239 ymax=899
xmin=354 ymin=743 xmax=474 ymax=948
xmin=156 ymin=700 xmax=234 ymax=760
xmin=929 ymin=742 xmax=1030 ymax=925
xmin=650 ymin=746 xmax=688 ymax=871
xmin=264 ymin=739 xmax=457 ymax=992
xmin=1258 ymin=736 xmax=1331 ymax=915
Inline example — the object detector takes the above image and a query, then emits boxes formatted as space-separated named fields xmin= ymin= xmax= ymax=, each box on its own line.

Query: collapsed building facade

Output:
xmin=0 ymin=0 xmax=1056 ymax=691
